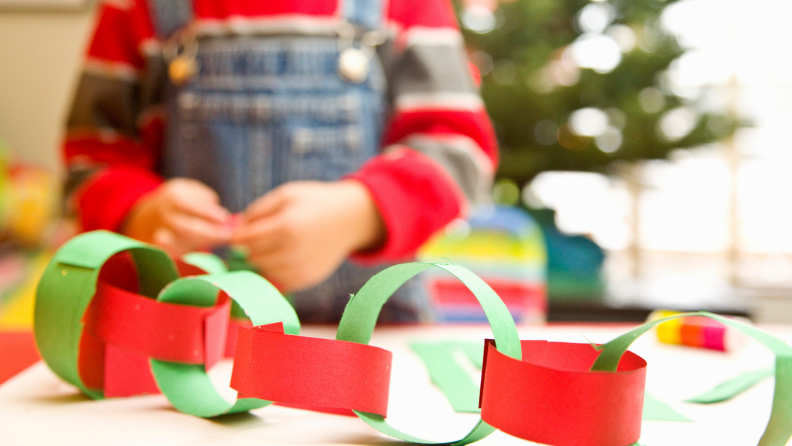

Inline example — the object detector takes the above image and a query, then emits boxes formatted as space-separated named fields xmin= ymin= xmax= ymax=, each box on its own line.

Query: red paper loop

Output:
xmin=480 ymin=340 xmax=646 ymax=446
xmin=230 ymin=323 xmax=392 ymax=416
xmin=85 ymin=282 xmax=231 ymax=367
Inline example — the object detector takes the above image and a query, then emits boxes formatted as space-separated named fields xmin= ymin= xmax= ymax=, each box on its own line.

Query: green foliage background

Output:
xmin=457 ymin=0 xmax=737 ymax=185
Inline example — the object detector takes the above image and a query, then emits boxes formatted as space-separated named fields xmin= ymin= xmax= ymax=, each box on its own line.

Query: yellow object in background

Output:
xmin=652 ymin=310 xmax=685 ymax=345
xmin=5 ymin=166 xmax=58 ymax=246
xmin=649 ymin=309 xmax=748 ymax=352
xmin=0 ymin=252 xmax=50 ymax=330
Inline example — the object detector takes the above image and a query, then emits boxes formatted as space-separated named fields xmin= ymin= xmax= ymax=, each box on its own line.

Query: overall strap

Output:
xmin=147 ymin=0 xmax=194 ymax=39
xmin=342 ymin=0 xmax=384 ymax=30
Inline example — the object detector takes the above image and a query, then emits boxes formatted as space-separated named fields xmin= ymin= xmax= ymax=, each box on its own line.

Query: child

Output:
xmin=63 ymin=0 xmax=498 ymax=322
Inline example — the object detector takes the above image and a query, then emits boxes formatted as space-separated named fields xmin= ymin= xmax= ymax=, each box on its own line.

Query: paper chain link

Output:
xmin=34 ymin=231 xmax=792 ymax=446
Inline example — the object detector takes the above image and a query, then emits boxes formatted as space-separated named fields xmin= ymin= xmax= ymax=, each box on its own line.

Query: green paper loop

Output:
xmin=151 ymin=271 xmax=300 ymax=418
xmin=34 ymin=231 xmax=179 ymax=399
xmin=592 ymin=311 xmax=792 ymax=446
xmin=336 ymin=262 xmax=521 ymax=445
xmin=182 ymin=252 xmax=228 ymax=275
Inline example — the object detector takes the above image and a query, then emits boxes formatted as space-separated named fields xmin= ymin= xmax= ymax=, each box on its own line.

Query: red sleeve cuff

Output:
xmin=76 ymin=166 xmax=164 ymax=232
xmin=346 ymin=149 xmax=464 ymax=264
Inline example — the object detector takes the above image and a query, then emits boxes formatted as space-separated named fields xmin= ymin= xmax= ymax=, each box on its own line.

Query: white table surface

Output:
xmin=1 ymin=323 xmax=789 ymax=446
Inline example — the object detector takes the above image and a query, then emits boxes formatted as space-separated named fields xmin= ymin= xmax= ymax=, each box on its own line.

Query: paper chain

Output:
xmin=33 ymin=231 xmax=792 ymax=446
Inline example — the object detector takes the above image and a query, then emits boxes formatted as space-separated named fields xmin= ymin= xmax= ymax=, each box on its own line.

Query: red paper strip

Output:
xmin=104 ymin=344 xmax=160 ymax=397
xmin=0 ymin=332 xmax=40 ymax=385
xmin=225 ymin=318 xmax=252 ymax=358
xmin=230 ymin=323 xmax=392 ymax=416
xmin=480 ymin=340 xmax=646 ymax=446
xmin=85 ymin=282 xmax=230 ymax=367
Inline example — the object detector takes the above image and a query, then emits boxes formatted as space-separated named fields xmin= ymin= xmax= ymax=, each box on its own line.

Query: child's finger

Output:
xmin=170 ymin=192 xmax=230 ymax=224
xmin=230 ymin=215 xmax=287 ymax=251
xmin=247 ymin=254 xmax=304 ymax=293
xmin=152 ymin=228 xmax=191 ymax=258
xmin=166 ymin=213 xmax=230 ymax=248
xmin=243 ymin=187 xmax=290 ymax=222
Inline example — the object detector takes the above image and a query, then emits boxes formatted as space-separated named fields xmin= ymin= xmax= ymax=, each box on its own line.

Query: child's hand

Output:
xmin=230 ymin=180 xmax=385 ymax=293
xmin=122 ymin=178 xmax=231 ymax=257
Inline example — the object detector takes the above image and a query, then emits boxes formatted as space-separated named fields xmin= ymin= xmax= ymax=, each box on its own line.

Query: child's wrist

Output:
xmin=120 ymin=190 xmax=160 ymax=243
xmin=337 ymin=180 xmax=385 ymax=253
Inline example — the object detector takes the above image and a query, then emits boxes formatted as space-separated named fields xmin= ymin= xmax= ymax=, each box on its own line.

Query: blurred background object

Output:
xmin=441 ymin=0 xmax=792 ymax=322
xmin=0 ymin=139 xmax=63 ymax=331
xmin=419 ymin=205 xmax=547 ymax=323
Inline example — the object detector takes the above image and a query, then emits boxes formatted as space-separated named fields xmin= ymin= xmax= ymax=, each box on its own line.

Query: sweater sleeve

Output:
xmin=63 ymin=0 xmax=166 ymax=232
xmin=348 ymin=0 xmax=498 ymax=262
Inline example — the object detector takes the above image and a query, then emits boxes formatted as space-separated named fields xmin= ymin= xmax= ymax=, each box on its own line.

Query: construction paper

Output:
xmin=642 ymin=391 xmax=691 ymax=422
xmin=225 ymin=318 xmax=252 ymax=358
xmin=230 ymin=322 xmax=392 ymax=415
xmin=686 ymin=367 xmax=775 ymax=404
xmin=413 ymin=340 xmax=684 ymax=425
xmin=458 ymin=341 xmax=484 ymax=368
xmin=0 ymin=331 xmax=40 ymax=385
xmin=85 ymin=282 xmax=231 ymax=368
xmin=103 ymin=343 xmax=160 ymax=397
xmin=591 ymin=311 xmax=792 ymax=446
xmin=335 ymin=262 xmax=521 ymax=445
xmin=410 ymin=341 xmax=481 ymax=413
xmin=34 ymin=231 xmax=179 ymax=399
xmin=479 ymin=339 xmax=646 ymax=446
xmin=149 ymin=271 xmax=300 ymax=418
xmin=181 ymin=252 xmax=228 ymax=275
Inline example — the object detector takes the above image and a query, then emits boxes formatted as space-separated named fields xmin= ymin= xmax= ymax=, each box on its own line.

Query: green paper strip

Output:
xmin=336 ymin=262 xmax=521 ymax=445
xmin=686 ymin=367 xmax=775 ymax=404
xmin=182 ymin=252 xmax=228 ymax=275
xmin=410 ymin=342 xmax=481 ymax=413
xmin=458 ymin=341 xmax=485 ymax=369
xmin=34 ymin=231 xmax=179 ymax=399
xmin=643 ymin=391 xmax=691 ymax=422
xmin=151 ymin=271 xmax=300 ymax=418
xmin=592 ymin=311 xmax=792 ymax=446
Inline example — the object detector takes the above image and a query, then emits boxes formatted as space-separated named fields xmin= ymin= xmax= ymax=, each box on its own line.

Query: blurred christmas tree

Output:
xmin=456 ymin=0 xmax=738 ymax=185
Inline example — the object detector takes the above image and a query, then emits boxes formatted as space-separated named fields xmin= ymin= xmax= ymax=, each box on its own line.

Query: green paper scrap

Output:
xmin=457 ymin=341 xmax=485 ymax=369
xmin=643 ymin=391 xmax=691 ymax=422
xmin=410 ymin=342 xmax=481 ymax=413
xmin=34 ymin=231 xmax=178 ymax=399
xmin=592 ymin=311 xmax=792 ymax=446
xmin=686 ymin=367 xmax=775 ymax=404
xmin=152 ymin=271 xmax=300 ymax=418
xmin=335 ymin=262 xmax=521 ymax=446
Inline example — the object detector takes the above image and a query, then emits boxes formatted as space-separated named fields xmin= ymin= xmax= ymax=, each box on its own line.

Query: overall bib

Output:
xmin=148 ymin=0 xmax=430 ymax=323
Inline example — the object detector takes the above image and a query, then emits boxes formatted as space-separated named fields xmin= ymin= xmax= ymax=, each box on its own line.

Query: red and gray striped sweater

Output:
xmin=64 ymin=0 xmax=498 ymax=262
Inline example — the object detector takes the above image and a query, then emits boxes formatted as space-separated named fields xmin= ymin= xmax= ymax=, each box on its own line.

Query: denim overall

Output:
xmin=148 ymin=0 xmax=430 ymax=323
